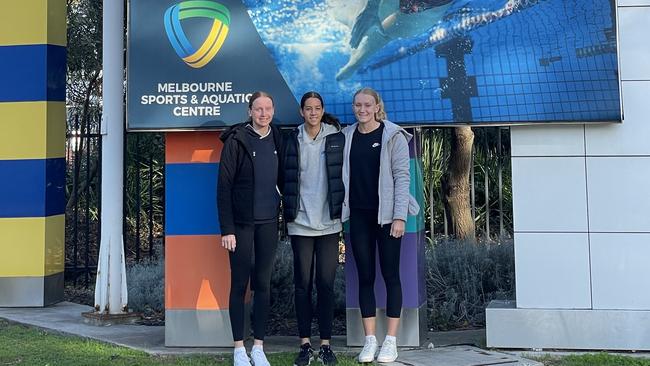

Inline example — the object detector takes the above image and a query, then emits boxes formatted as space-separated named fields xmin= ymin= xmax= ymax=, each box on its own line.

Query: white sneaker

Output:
xmin=233 ymin=348 xmax=251 ymax=366
xmin=250 ymin=346 xmax=271 ymax=366
xmin=377 ymin=337 xmax=398 ymax=363
xmin=358 ymin=336 xmax=378 ymax=363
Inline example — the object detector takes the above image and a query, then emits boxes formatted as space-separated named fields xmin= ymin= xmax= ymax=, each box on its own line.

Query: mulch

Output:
xmin=64 ymin=284 xmax=346 ymax=334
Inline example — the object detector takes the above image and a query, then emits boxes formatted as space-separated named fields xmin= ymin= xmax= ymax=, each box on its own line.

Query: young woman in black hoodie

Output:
xmin=217 ymin=91 xmax=283 ymax=366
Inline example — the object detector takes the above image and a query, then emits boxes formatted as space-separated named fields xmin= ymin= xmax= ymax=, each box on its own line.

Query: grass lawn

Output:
xmin=0 ymin=319 xmax=359 ymax=366
xmin=533 ymin=353 xmax=650 ymax=366
xmin=4 ymin=319 xmax=650 ymax=366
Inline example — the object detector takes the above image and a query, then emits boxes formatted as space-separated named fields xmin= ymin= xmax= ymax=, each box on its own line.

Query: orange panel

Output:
xmin=166 ymin=132 xmax=223 ymax=164
xmin=166 ymin=234 xmax=233 ymax=310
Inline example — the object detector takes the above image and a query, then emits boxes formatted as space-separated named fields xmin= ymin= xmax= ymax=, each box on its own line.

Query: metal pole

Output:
xmin=443 ymin=205 xmax=448 ymax=236
xmin=148 ymin=151 xmax=154 ymax=258
xmin=498 ymin=128 xmax=504 ymax=237
xmin=429 ymin=169 xmax=435 ymax=238
xmin=84 ymin=115 xmax=91 ymax=285
xmin=470 ymin=144 xmax=475 ymax=220
xmin=95 ymin=0 xmax=127 ymax=314
xmin=484 ymin=129 xmax=490 ymax=240
xmin=135 ymin=134 xmax=141 ymax=262
xmin=72 ymin=116 xmax=80 ymax=285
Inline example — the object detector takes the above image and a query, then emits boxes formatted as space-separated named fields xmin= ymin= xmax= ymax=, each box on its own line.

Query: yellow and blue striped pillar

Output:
xmin=0 ymin=0 xmax=66 ymax=306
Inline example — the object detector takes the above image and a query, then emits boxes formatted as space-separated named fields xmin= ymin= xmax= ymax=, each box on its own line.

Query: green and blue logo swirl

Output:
xmin=164 ymin=0 xmax=231 ymax=69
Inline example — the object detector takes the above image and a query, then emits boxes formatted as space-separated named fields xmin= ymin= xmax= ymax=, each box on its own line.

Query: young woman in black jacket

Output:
xmin=282 ymin=92 xmax=344 ymax=366
xmin=217 ymin=91 xmax=282 ymax=366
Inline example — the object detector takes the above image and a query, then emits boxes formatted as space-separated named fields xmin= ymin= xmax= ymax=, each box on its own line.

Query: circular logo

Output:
xmin=164 ymin=1 xmax=231 ymax=69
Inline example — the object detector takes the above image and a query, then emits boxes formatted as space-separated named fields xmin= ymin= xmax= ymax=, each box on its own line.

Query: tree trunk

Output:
xmin=443 ymin=126 xmax=476 ymax=240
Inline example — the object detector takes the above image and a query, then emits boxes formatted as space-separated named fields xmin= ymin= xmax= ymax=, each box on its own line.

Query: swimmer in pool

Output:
xmin=336 ymin=0 xmax=455 ymax=80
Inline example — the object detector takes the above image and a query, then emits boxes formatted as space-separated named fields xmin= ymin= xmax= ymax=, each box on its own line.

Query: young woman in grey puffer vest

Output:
xmin=282 ymin=91 xmax=344 ymax=366
xmin=342 ymin=87 xmax=419 ymax=364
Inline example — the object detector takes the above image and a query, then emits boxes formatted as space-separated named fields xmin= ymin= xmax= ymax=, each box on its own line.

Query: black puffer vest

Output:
xmin=282 ymin=123 xmax=345 ymax=222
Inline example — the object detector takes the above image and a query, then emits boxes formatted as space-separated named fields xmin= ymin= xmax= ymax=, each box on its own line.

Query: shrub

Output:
xmin=426 ymin=236 xmax=515 ymax=330
xmin=126 ymin=255 xmax=164 ymax=314
xmin=270 ymin=236 xmax=515 ymax=333
xmin=270 ymin=239 xmax=295 ymax=318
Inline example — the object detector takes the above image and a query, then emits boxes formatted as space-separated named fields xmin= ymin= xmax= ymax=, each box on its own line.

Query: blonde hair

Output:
xmin=353 ymin=87 xmax=387 ymax=121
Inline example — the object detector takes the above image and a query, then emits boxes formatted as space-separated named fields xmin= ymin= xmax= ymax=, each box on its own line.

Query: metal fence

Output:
xmin=64 ymin=124 xmax=511 ymax=286
xmin=64 ymin=112 xmax=165 ymax=286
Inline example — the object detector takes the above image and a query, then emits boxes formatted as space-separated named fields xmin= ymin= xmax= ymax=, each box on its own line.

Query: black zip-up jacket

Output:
xmin=217 ymin=122 xmax=283 ymax=235
xmin=282 ymin=122 xmax=345 ymax=222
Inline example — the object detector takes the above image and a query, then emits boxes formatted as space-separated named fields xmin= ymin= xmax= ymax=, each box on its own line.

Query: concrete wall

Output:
xmin=487 ymin=0 xmax=650 ymax=350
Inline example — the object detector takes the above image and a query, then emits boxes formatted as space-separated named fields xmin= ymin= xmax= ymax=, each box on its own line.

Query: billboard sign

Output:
xmin=127 ymin=0 xmax=621 ymax=130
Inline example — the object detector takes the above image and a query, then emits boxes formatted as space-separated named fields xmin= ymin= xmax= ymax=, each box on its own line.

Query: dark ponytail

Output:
xmin=321 ymin=112 xmax=341 ymax=129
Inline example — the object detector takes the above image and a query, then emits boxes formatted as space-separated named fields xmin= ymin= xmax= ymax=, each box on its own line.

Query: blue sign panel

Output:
xmin=127 ymin=0 xmax=621 ymax=130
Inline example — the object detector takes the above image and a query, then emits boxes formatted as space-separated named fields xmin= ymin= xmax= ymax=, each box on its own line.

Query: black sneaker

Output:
xmin=294 ymin=342 xmax=314 ymax=366
xmin=318 ymin=345 xmax=337 ymax=365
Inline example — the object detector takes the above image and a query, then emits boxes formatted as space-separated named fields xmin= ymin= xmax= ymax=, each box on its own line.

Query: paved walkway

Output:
xmin=0 ymin=302 xmax=541 ymax=366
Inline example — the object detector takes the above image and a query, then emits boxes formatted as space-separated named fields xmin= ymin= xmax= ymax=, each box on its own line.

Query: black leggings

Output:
xmin=291 ymin=233 xmax=340 ymax=340
xmin=349 ymin=208 xmax=402 ymax=318
xmin=229 ymin=221 xmax=278 ymax=341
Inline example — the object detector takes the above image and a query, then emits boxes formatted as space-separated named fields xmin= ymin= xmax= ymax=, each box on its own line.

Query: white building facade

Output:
xmin=487 ymin=0 xmax=650 ymax=350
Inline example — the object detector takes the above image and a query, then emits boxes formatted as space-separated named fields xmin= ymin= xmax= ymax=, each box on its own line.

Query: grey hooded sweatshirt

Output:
xmin=341 ymin=119 xmax=420 ymax=225
xmin=287 ymin=122 xmax=343 ymax=236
